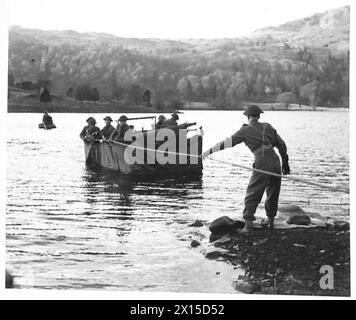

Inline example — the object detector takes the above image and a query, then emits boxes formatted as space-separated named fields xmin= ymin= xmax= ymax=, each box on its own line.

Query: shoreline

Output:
xmin=205 ymin=227 xmax=350 ymax=296
xmin=7 ymin=105 xmax=348 ymax=113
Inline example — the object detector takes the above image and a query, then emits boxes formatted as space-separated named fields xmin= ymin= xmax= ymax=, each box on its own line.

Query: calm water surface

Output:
xmin=6 ymin=110 xmax=349 ymax=291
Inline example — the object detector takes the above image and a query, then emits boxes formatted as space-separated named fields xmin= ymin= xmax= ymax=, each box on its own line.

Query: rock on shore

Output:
xmin=206 ymin=205 xmax=350 ymax=296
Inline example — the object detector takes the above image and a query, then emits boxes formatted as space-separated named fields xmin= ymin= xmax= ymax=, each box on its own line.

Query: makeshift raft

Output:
xmin=39 ymin=123 xmax=56 ymax=129
xmin=84 ymin=121 xmax=203 ymax=176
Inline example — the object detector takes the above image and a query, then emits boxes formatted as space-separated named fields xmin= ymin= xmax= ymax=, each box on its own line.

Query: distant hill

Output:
xmin=251 ymin=6 xmax=349 ymax=52
xmin=8 ymin=6 xmax=349 ymax=112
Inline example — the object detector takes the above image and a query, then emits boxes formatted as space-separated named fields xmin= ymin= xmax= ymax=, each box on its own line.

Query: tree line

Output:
xmin=8 ymin=32 xmax=349 ymax=109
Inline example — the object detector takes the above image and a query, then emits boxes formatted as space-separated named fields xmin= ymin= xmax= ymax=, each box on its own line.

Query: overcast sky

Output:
xmin=6 ymin=0 xmax=351 ymax=39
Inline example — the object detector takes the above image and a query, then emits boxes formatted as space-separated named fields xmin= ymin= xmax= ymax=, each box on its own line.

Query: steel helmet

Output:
xmin=118 ymin=115 xmax=128 ymax=122
xmin=158 ymin=115 xmax=166 ymax=121
xmin=243 ymin=105 xmax=264 ymax=116
xmin=103 ymin=116 xmax=113 ymax=122
xmin=86 ymin=116 xmax=96 ymax=124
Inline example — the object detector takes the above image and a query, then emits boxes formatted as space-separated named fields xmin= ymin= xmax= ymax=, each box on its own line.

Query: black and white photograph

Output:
xmin=1 ymin=0 xmax=352 ymax=300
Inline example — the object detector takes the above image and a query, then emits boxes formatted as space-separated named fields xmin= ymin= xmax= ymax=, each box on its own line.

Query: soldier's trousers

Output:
xmin=243 ymin=147 xmax=282 ymax=221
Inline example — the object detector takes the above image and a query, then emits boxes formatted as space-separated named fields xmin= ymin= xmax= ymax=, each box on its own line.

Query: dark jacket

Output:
xmin=214 ymin=120 xmax=288 ymax=162
xmin=43 ymin=114 xmax=53 ymax=125
xmin=101 ymin=124 xmax=116 ymax=139
xmin=161 ymin=118 xmax=178 ymax=128
xmin=111 ymin=123 xmax=130 ymax=140
xmin=80 ymin=125 xmax=102 ymax=141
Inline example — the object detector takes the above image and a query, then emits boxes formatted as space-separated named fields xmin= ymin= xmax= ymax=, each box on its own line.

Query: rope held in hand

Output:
xmin=92 ymin=139 xmax=349 ymax=194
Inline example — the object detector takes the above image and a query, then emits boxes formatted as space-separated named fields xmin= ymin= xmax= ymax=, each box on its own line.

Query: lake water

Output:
xmin=6 ymin=110 xmax=349 ymax=292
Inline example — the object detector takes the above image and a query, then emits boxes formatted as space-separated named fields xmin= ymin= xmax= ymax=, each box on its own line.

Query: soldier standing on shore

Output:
xmin=202 ymin=105 xmax=290 ymax=234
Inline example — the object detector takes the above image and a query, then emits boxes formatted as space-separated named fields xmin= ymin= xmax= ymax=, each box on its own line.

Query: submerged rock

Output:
xmin=209 ymin=216 xmax=244 ymax=234
xmin=189 ymin=220 xmax=204 ymax=227
xmin=190 ymin=240 xmax=201 ymax=248
xmin=204 ymin=248 xmax=230 ymax=259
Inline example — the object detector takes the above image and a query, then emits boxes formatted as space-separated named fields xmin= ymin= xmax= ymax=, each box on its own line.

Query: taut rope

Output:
xmin=92 ymin=139 xmax=349 ymax=194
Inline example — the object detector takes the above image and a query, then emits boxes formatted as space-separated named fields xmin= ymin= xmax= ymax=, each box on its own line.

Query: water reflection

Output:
xmin=6 ymin=111 xmax=349 ymax=292
xmin=82 ymin=166 xmax=203 ymax=209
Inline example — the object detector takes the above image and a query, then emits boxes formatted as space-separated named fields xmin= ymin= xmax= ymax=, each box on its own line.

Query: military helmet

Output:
xmin=158 ymin=115 xmax=166 ymax=121
xmin=118 ymin=115 xmax=128 ymax=122
xmin=243 ymin=105 xmax=264 ymax=116
xmin=86 ymin=116 xmax=96 ymax=124
xmin=103 ymin=116 xmax=113 ymax=122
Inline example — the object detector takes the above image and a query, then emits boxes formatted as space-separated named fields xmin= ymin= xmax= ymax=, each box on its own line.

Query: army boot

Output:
xmin=267 ymin=217 xmax=274 ymax=229
xmin=240 ymin=219 xmax=254 ymax=235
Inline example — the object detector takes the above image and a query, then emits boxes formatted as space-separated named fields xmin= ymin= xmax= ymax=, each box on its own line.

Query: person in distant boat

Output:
xmin=155 ymin=115 xmax=166 ymax=129
xmin=42 ymin=112 xmax=53 ymax=125
xmin=80 ymin=117 xmax=102 ymax=143
xmin=101 ymin=116 xmax=116 ymax=140
xmin=202 ymin=105 xmax=290 ymax=234
xmin=161 ymin=113 xmax=179 ymax=128
xmin=109 ymin=115 xmax=130 ymax=141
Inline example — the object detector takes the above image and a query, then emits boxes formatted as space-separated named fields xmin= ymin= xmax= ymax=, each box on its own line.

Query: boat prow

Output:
xmin=84 ymin=125 xmax=203 ymax=176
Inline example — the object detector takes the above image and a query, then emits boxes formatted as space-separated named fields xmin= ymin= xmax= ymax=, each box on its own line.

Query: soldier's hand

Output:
xmin=282 ymin=162 xmax=290 ymax=175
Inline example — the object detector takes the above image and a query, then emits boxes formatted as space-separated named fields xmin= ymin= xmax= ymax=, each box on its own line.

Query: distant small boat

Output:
xmin=39 ymin=123 xmax=56 ymax=129
xmin=84 ymin=120 xmax=203 ymax=176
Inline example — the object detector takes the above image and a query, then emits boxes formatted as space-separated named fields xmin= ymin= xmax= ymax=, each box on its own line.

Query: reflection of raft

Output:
xmin=84 ymin=123 xmax=203 ymax=176
xmin=39 ymin=123 xmax=56 ymax=129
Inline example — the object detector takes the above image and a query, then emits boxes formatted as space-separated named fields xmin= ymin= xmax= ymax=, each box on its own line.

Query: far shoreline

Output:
xmin=7 ymin=101 xmax=348 ymax=113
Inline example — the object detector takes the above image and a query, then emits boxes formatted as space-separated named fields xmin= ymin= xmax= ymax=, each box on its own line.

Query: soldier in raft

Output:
xmin=202 ymin=105 xmax=290 ymax=234
xmin=161 ymin=112 xmax=179 ymax=128
xmin=109 ymin=115 xmax=130 ymax=141
xmin=155 ymin=115 xmax=166 ymax=129
xmin=101 ymin=116 xmax=116 ymax=140
xmin=79 ymin=117 xmax=102 ymax=143
xmin=42 ymin=112 xmax=53 ymax=125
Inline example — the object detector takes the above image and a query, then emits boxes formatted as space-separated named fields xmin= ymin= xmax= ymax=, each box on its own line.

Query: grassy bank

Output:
xmin=8 ymin=88 xmax=347 ymax=113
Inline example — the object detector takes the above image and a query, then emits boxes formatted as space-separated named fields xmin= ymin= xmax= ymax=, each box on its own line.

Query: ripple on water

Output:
xmin=6 ymin=111 xmax=349 ymax=291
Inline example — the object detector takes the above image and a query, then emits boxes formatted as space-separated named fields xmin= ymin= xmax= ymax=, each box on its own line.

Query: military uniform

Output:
xmin=161 ymin=113 xmax=179 ymax=128
xmin=79 ymin=125 xmax=102 ymax=142
xmin=111 ymin=123 xmax=130 ymax=140
xmin=101 ymin=124 xmax=116 ymax=140
xmin=43 ymin=114 xmax=53 ymax=125
xmin=155 ymin=115 xmax=167 ymax=129
xmin=161 ymin=118 xmax=177 ymax=127
xmin=209 ymin=119 xmax=289 ymax=222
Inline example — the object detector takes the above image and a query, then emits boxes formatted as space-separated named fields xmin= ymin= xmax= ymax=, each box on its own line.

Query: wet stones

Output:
xmin=277 ymin=205 xmax=311 ymax=225
xmin=232 ymin=279 xmax=261 ymax=294
xmin=204 ymin=248 xmax=231 ymax=260
xmin=332 ymin=220 xmax=350 ymax=232
xmin=287 ymin=215 xmax=311 ymax=225
xmin=209 ymin=216 xmax=244 ymax=234
xmin=189 ymin=220 xmax=204 ymax=227
xmin=190 ymin=240 xmax=201 ymax=248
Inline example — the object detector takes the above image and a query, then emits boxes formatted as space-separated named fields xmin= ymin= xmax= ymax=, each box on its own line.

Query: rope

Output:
xmin=95 ymin=139 xmax=349 ymax=194
xmin=206 ymin=157 xmax=349 ymax=194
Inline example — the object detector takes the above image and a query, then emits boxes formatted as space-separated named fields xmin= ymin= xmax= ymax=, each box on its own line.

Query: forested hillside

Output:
xmin=8 ymin=6 xmax=349 ymax=111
